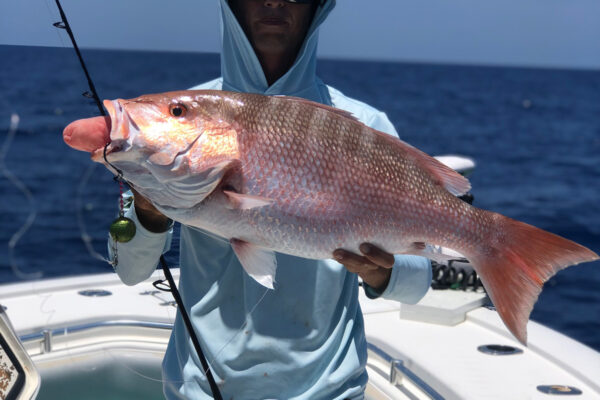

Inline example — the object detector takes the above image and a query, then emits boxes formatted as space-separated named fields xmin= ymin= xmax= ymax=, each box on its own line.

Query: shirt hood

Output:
xmin=219 ymin=0 xmax=336 ymax=103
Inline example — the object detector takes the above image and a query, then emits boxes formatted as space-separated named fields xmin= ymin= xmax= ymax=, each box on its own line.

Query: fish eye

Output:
xmin=169 ymin=103 xmax=187 ymax=117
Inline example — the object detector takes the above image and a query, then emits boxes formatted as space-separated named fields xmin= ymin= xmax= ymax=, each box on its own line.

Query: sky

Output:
xmin=1 ymin=0 xmax=599 ymax=69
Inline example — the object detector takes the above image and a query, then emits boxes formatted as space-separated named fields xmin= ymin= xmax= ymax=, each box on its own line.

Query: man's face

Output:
xmin=229 ymin=0 xmax=318 ymax=57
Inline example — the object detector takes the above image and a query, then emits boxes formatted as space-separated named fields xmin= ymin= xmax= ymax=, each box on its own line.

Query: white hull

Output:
xmin=1 ymin=269 xmax=598 ymax=399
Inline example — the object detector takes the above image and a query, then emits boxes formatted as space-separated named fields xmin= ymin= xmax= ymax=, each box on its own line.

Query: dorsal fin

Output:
xmin=418 ymin=155 xmax=471 ymax=196
xmin=374 ymin=131 xmax=472 ymax=196
xmin=278 ymin=94 xmax=470 ymax=196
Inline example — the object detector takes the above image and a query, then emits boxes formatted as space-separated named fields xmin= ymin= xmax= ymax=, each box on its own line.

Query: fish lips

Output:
xmin=91 ymin=99 xmax=138 ymax=162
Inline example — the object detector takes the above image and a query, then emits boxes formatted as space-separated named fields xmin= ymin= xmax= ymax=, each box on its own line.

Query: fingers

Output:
xmin=129 ymin=188 xmax=171 ymax=232
xmin=130 ymin=187 xmax=159 ymax=213
xmin=359 ymin=243 xmax=395 ymax=269
xmin=333 ymin=249 xmax=379 ymax=273
xmin=334 ymin=244 xmax=395 ymax=292
xmin=333 ymin=243 xmax=395 ymax=274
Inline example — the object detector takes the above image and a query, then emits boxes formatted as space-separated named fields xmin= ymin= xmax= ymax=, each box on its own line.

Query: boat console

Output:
xmin=0 ymin=305 xmax=39 ymax=400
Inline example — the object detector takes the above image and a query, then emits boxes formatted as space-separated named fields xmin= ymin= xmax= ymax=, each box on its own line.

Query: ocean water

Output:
xmin=0 ymin=45 xmax=599 ymax=351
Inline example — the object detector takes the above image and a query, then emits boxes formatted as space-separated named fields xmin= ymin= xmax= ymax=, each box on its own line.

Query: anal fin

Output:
xmin=405 ymin=242 xmax=468 ymax=264
xmin=230 ymin=239 xmax=277 ymax=289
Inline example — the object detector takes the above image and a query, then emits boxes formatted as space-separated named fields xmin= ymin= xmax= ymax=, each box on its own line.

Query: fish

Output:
xmin=63 ymin=90 xmax=598 ymax=345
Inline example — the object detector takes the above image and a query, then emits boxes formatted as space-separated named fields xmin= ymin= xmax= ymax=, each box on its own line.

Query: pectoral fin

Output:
xmin=223 ymin=190 xmax=273 ymax=210
xmin=230 ymin=239 xmax=277 ymax=289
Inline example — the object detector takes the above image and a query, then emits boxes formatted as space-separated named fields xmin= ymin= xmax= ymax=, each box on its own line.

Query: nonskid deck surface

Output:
xmin=0 ymin=270 xmax=598 ymax=400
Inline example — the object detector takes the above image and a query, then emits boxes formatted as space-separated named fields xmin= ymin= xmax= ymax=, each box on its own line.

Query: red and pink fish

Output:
xmin=64 ymin=90 xmax=598 ymax=345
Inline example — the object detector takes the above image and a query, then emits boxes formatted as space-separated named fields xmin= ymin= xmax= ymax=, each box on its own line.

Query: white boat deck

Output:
xmin=1 ymin=270 xmax=599 ymax=399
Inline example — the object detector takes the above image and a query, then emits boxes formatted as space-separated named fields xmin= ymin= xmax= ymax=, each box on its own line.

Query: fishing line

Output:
xmin=53 ymin=0 xmax=105 ymax=116
xmin=52 ymin=0 xmax=127 ymax=255
xmin=153 ymin=257 xmax=223 ymax=398
xmin=52 ymin=0 xmax=129 ymax=266
xmin=42 ymin=0 xmax=68 ymax=49
xmin=0 ymin=73 xmax=65 ymax=376
xmin=0 ymin=114 xmax=43 ymax=280
xmin=38 ymin=0 xmax=177 ymax=385
xmin=41 ymin=0 xmax=113 ymax=265
xmin=47 ymin=1 xmax=275 ymax=394
xmin=74 ymin=164 xmax=112 ymax=264
xmin=51 ymin=2 xmax=223 ymax=398
xmin=96 ymin=275 xmax=271 ymax=389
xmin=204 ymin=286 xmax=270 ymax=376
xmin=153 ymin=265 xmax=271 ymax=378
xmin=101 ymin=350 xmax=180 ymax=384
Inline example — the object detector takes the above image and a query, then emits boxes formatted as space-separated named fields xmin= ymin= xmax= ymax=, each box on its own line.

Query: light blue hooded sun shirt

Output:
xmin=110 ymin=0 xmax=431 ymax=399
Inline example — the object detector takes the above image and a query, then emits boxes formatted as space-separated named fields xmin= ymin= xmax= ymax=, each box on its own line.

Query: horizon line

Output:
xmin=2 ymin=43 xmax=599 ymax=73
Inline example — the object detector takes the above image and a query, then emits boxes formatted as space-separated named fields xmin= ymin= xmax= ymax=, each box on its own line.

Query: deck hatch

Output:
xmin=477 ymin=344 xmax=523 ymax=355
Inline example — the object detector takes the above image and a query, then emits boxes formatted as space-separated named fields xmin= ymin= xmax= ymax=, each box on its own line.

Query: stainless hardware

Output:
xmin=368 ymin=343 xmax=444 ymax=399
xmin=42 ymin=330 xmax=52 ymax=353
xmin=20 ymin=320 xmax=173 ymax=343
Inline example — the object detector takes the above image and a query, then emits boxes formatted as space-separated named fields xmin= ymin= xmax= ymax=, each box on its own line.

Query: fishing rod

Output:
xmin=53 ymin=0 xmax=104 ymax=116
xmin=52 ymin=1 xmax=224 ymax=398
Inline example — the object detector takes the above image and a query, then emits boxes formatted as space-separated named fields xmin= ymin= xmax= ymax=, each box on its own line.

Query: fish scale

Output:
xmin=223 ymin=94 xmax=494 ymax=260
xmin=63 ymin=89 xmax=598 ymax=345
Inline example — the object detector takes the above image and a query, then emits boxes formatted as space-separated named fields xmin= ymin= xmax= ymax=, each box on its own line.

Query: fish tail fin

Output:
xmin=469 ymin=212 xmax=598 ymax=345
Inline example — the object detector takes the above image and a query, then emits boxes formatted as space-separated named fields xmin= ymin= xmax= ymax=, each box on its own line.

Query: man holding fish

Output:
xmin=66 ymin=0 xmax=431 ymax=398
xmin=63 ymin=0 xmax=598 ymax=399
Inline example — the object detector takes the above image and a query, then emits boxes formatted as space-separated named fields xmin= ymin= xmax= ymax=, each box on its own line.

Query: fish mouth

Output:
xmin=91 ymin=99 xmax=139 ymax=162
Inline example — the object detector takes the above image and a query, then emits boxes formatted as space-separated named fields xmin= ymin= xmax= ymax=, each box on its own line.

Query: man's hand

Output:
xmin=130 ymin=188 xmax=172 ymax=233
xmin=333 ymin=243 xmax=395 ymax=292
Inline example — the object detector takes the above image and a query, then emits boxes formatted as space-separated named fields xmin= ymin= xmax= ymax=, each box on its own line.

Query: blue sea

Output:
xmin=1 ymin=45 xmax=599 ymax=351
